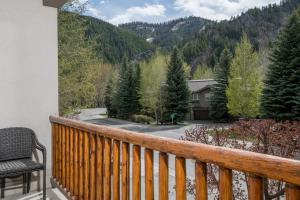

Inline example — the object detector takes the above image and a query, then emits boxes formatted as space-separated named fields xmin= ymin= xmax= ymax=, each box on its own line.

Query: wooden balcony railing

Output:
xmin=50 ymin=116 xmax=300 ymax=200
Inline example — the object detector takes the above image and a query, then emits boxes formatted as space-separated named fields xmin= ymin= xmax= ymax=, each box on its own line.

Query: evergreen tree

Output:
xmin=165 ymin=48 xmax=190 ymax=122
xmin=226 ymin=34 xmax=262 ymax=118
xmin=104 ymin=77 xmax=116 ymax=117
xmin=210 ymin=48 xmax=232 ymax=121
xmin=115 ymin=57 xmax=141 ymax=119
xmin=132 ymin=64 xmax=141 ymax=113
xmin=262 ymin=8 xmax=300 ymax=120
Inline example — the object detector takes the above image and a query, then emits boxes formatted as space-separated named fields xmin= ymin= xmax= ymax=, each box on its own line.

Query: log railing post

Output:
xmin=57 ymin=124 xmax=61 ymax=183
xmin=104 ymin=138 xmax=112 ymax=200
xmin=113 ymin=140 xmax=120 ymax=200
xmin=65 ymin=127 xmax=70 ymax=191
xmin=145 ymin=148 xmax=154 ymax=200
xmin=74 ymin=129 xmax=79 ymax=199
xmin=122 ymin=142 xmax=130 ymax=200
xmin=175 ymin=157 xmax=186 ymax=200
xmin=62 ymin=126 xmax=66 ymax=187
xmin=51 ymin=124 xmax=56 ymax=179
xmin=132 ymin=145 xmax=141 ymax=200
xmin=248 ymin=175 xmax=263 ymax=200
xmin=195 ymin=161 xmax=207 ymax=200
xmin=83 ymin=132 xmax=90 ymax=200
xmin=69 ymin=128 xmax=74 ymax=196
xmin=79 ymin=131 xmax=84 ymax=200
xmin=96 ymin=136 xmax=104 ymax=200
xmin=159 ymin=152 xmax=169 ymax=200
xmin=219 ymin=167 xmax=233 ymax=200
xmin=89 ymin=134 xmax=96 ymax=200
xmin=286 ymin=184 xmax=300 ymax=200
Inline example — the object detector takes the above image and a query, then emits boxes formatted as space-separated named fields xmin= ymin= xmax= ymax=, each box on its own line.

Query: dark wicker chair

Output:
xmin=0 ymin=128 xmax=46 ymax=200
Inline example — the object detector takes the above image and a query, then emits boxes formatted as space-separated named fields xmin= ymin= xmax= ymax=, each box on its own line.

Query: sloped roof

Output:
xmin=187 ymin=79 xmax=216 ymax=93
xmin=43 ymin=0 xmax=69 ymax=8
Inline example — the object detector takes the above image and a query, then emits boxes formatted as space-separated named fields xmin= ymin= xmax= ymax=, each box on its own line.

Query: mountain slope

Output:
xmin=59 ymin=12 xmax=154 ymax=64
xmin=120 ymin=16 xmax=213 ymax=51
xmin=180 ymin=0 xmax=300 ymax=68
xmin=84 ymin=15 xmax=155 ymax=64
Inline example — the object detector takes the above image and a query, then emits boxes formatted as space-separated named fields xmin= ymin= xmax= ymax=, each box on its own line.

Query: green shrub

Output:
xmin=131 ymin=115 xmax=154 ymax=124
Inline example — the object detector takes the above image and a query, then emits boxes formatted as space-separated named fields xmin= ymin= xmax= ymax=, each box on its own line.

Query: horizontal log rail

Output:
xmin=50 ymin=115 xmax=300 ymax=200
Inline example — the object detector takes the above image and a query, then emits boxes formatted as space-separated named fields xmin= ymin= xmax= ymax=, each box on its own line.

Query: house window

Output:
xmin=192 ymin=93 xmax=200 ymax=100
xmin=204 ymin=93 xmax=212 ymax=102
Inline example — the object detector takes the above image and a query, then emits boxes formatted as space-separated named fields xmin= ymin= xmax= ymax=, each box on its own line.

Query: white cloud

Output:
xmin=86 ymin=5 xmax=104 ymax=19
xmin=109 ymin=4 xmax=166 ymax=25
xmin=174 ymin=0 xmax=281 ymax=21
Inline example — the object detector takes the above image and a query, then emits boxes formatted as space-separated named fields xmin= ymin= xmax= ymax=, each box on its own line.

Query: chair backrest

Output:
xmin=0 ymin=127 xmax=34 ymax=161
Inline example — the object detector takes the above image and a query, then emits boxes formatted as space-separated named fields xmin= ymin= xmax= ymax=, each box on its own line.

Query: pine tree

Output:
xmin=210 ymin=48 xmax=232 ymax=121
xmin=165 ymin=48 xmax=190 ymax=122
xmin=132 ymin=64 xmax=141 ymax=113
xmin=226 ymin=34 xmax=262 ymax=118
xmin=115 ymin=58 xmax=141 ymax=119
xmin=104 ymin=77 xmax=115 ymax=117
xmin=262 ymin=8 xmax=300 ymax=120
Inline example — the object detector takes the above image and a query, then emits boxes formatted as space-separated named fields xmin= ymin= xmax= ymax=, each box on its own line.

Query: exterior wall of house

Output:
xmin=189 ymin=89 xmax=212 ymax=120
xmin=0 ymin=0 xmax=58 ymax=194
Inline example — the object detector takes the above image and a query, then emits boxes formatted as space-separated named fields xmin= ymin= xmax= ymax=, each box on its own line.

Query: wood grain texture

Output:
xmin=89 ymin=134 xmax=96 ymax=200
xmin=175 ymin=157 xmax=186 ymax=200
xmin=56 ymin=124 xmax=60 ymax=182
xmin=69 ymin=128 xmax=74 ymax=195
xmin=51 ymin=124 xmax=56 ymax=179
xmin=113 ymin=140 xmax=120 ymax=200
xmin=62 ymin=126 xmax=66 ymax=187
xmin=58 ymin=125 xmax=62 ymax=184
xmin=96 ymin=136 xmax=104 ymax=200
xmin=50 ymin=116 xmax=300 ymax=186
xmin=159 ymin=152 xmax=169 ymax=200
xmin=195 ymin=161 xmax=207 ymax=200
xmin=145 ymin=149 xmax=154 ymax=200
xmin=74 ymin=129 xmax=79 ymax=199
xmin=79 ymin=131 xmax=84 ymax=200
xmin=219 ymin=167 xmax=233 ymax=200
xmin=248 ymin=175 xmax=263 ymax=200
xmin=286 ymin=184 xmax=300 ymax=200
xmin=66 ymin=127 xmax=70 ymax=190
xmin=122 ymin=142 xmax=130 ymax=200
xmin=132 ymin=145 xmax=141 ymax=200
xmin=83 ymin=132 xmax=90 ymax=200
xmin=104 ymin=138 xmax=112 ymax=200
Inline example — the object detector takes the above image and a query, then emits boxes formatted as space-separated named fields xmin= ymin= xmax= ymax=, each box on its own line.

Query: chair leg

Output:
xmin=22 ymin=174 xmax=27 ymax=194
xmin=27 ymin=173 xmax=31 ymax=193
xmin=0 ymin=178 xmax=5 ymax=199
xmin=43 ymin=169 xmax=46 ymax=200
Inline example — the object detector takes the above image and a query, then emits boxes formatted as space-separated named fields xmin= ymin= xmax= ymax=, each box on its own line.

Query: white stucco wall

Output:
xmin=0 ymin=0 xmax=58 ymax=194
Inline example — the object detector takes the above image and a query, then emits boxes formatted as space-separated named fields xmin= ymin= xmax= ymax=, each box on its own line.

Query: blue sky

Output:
xmin=80 ymin=0 xmax=281 ymax=25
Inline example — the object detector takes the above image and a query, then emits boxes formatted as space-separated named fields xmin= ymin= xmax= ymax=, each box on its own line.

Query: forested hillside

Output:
xmin=60 ymin=12 xmax=154 ymax=64
xmin=120 ymin=0 xmax=300 ymax=69
xmin=181 ymin=0 xmax=300 ymax=68
xmin=120 ymin=17 xmax=212 ymax=51
xmin=84 ymin=15 xmax=154 ymax=64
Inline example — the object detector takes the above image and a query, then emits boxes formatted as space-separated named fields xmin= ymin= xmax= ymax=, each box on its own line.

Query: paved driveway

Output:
xmin=85 ymin=118 xmax=218 ymax=139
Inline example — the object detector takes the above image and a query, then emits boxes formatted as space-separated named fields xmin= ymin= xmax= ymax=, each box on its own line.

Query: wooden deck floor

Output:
xmin=3 ymin=188 xmax=67 ymax=200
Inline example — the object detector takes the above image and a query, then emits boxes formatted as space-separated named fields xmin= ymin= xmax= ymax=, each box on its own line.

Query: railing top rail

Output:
xmin=50 ymin=115 xmax=300 ymax=186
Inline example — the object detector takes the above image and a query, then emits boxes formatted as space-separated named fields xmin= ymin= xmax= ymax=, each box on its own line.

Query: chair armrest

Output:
xmin=33 ymin=137 xmax=47 ymax=169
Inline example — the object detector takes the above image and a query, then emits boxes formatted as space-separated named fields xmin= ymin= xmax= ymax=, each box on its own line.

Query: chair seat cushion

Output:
xmin=0 ymin=159 xmax=43 ymax=178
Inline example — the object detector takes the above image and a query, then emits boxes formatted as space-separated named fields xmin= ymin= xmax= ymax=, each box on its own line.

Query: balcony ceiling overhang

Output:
xmin=43 ymin=0 xmax=69 ymax=8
